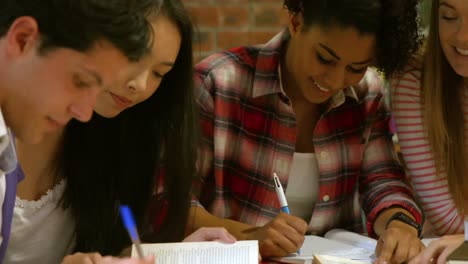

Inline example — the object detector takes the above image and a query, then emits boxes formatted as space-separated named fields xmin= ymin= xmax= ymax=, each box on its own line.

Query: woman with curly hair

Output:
xmin=392 ymin=0 xmax=468 ymax=263
xmin=188 ymin=0 xmax=424 ymax=263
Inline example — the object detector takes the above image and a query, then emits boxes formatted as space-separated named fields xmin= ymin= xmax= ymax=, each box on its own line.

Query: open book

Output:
xmin=132 ymin=240 xmax=258 ymax=264
xmin=271 ymin=229 xmax=438 ymax=264
xmin=270 ymin=229 xmax=376 ymax=264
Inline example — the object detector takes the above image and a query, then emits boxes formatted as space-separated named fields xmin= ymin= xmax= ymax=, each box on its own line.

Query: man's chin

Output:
xmin=16 ymin=133 xmax=44 ymax=145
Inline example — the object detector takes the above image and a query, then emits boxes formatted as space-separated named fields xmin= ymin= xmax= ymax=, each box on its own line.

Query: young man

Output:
xmin=0 ymin=0 xmax=156 ymax=262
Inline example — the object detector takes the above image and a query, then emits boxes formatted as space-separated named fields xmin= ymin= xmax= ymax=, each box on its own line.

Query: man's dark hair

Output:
xmin=284 ymin=0 xmax=423 ymax=77
xmin=0 ymin=0 xmax=162 ymax=61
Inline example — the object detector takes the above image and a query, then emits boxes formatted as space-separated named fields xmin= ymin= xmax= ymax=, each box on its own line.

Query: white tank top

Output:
xmin=4 ymin=179 xmax=76 ymax=264
xmin=285 ymin=152 xmax=319 ymax=223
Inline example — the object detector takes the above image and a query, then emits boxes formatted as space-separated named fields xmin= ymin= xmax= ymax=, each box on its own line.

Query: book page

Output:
xmin=271 ymin=235 xmax=374 ymax=264
xmin=314 ymin=254 xmax=369 ymax=264
xmin=132 ymin=241 xmax=258 ymax=264
xmin=324 ymin=229 xmax=377 ymax=251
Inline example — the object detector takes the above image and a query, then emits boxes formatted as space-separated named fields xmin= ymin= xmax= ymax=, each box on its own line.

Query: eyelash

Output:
xmin=317 ymin=53 xmax=366 ymax=74
xmin=442 ymin=16 xmax=457 ymax=21
xmin=153 ymin=72 xmax=163 ymax=79
xmin=316 ymin=53 xmax=334 ymax=65
xmin=73 ymin=76 xmax=90 ymax=88
xmin=347 ymin=66 xmax=367 ymax=74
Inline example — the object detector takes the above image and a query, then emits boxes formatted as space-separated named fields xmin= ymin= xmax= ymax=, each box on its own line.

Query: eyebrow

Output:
xmin=80 ymin=67 xmax=103 ymax=86
xmin=439 ymin=2 xmax=455 ymax=10
xmin=318 ymin=43 xmax=373 ymax=65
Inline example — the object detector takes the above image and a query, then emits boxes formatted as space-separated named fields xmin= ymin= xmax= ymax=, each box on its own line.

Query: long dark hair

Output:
xmin=59 ymin=0 xmax=196 ymax=255
xmin=283 ymin=0 xmax=422 ymax=77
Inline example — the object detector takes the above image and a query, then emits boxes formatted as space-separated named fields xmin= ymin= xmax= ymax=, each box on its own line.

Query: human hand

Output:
xmin=374 ymin=220 xmax=424 ymax=264
xmin=62 ymin=252 xmax=154 ymax=264
xmin=183 ymin=227 xmax=236 ymax=243
xmin=242 ymin=212 xmax=307 ymax=257
xmin=408 ymin=235 xmax=464 ymax=264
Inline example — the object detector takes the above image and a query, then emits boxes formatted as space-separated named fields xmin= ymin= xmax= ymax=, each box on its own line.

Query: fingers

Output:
xmin=259 ymin=234 xmax=291 ymax=257
xmin=377 ymin=235 xmax=398 ymax=263
xmin=261 ymin=223 xmax=298 ymax=254
xmin=258 ymin=213 xmax=307 ymax=257
xmin=436 ymin=247 xmax=453 ymax=264
xmin=282 ymin=213 xmax=308 ymax=234
xmin=407 ymin=241 xmax=423 ymax=262
xmin=183 ymin=227 xmax=236 ymax=243
xmin=418 ymin=235 xmax=463 ymax=264
xmin=271 ymin=213 xmax=307 ymax=247
xmin=62 ymin=253 xmax=103 ymax=264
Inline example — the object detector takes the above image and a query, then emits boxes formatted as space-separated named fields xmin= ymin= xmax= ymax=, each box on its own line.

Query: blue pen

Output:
xmin=273 ymin=173 xmax=301 ymax=255
xmin=120 ymin=205 xmax=145 ymax=259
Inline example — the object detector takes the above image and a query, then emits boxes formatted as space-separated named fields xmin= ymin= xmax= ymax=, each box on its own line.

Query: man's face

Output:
xmin=0 ymin=17 xmax=150 ymax=144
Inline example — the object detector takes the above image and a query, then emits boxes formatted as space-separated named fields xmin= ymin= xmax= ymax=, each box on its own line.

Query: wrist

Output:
xmin=385 ymin=212 xmax=422 ymax=238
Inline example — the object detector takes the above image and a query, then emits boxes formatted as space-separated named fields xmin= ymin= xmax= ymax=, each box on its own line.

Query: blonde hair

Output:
xmin=422 ymin=0 xmax=467 ymax=213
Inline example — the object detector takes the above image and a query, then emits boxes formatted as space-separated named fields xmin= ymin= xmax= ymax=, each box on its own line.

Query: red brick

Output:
xmin=193 ymin=30 xmax=214 ymax=52
xmin=219 ymin=6 xmax=250 ymax=27
xmin=253 ymin=4 xmax=289 ymax=27
xmin=248 ymin=31 xmax=279 ymax=45
xmin=187 ymin=6 xmax=219 ymax=27
xmin=217 ymin=31 xmax=250 ymax=50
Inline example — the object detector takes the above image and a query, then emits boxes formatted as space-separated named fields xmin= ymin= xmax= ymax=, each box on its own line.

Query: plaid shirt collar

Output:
xmin=251 ymin=29 xmax=359 ymax=112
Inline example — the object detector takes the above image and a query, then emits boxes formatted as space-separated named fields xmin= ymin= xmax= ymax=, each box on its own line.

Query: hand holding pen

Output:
xmin=273 ymin=173 xmax=303 ymax=255
xmin=61 ymin=206 xmax=153 ymax=264
xmin=241 ymin=174 xmax=308 ymax=258
xmin=120 ymin=205 xmax=154 ymax=263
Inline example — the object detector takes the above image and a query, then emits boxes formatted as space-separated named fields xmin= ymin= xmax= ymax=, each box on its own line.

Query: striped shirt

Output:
xmin=391 ymin=59 xmax=465 ymax=235
xmin=194 ymin=30 xmax=422 ymax=237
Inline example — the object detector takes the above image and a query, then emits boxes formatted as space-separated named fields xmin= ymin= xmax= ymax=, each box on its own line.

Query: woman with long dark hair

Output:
xmin=4 ymin=1 xmax=234 ymax=263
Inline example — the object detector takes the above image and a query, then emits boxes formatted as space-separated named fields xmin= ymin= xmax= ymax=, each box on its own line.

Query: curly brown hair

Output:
xmin=283 ymin=0 xmax=423 ymax=77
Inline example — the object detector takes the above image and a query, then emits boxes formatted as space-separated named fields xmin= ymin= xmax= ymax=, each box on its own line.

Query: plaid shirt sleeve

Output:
xmin=357 ymin=76 xmax=423 ymax=237
xmin=190 ymin=57 xmax=218 ymax=208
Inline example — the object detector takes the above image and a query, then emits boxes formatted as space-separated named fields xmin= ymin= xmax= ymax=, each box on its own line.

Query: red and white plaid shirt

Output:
xmin=193 ymin=30 xmax=422 ymax=237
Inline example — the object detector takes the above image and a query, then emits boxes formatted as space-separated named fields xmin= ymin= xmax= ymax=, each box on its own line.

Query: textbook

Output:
xmin=131 ymin=240 xmax=258 ymax=264
xmin=270 ymin=229 xmax=376 ymax=264
xmin=271 ymin=229 xmax=440 ymax=264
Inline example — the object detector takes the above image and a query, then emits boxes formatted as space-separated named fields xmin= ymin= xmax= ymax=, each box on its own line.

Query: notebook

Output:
xmin=132 ymin=240 xmax=258 ymax=264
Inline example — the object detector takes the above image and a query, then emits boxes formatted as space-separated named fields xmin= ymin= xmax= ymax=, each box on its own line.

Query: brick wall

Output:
xmin=183 ymin=0 xmax=289 ymax=63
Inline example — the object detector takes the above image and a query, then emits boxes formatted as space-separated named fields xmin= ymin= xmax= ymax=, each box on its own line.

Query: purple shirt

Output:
xmin=0 ymin=165 xmax=22 ymax=263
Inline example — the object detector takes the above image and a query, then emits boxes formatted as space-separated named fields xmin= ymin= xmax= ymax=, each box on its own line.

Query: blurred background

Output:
xmin=184 ymin=0 xmax=433 ymax=63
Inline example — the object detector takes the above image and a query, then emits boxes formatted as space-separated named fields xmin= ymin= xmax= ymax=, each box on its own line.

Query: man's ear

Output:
xmin=5 ymin=16 xmax=40 ymax=58
xmin=287 ymin=12 xmax=304 ymax=37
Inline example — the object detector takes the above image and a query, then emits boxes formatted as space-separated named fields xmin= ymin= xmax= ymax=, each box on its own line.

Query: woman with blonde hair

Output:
xmin=391 ymin=0 xmax=468 ymax=262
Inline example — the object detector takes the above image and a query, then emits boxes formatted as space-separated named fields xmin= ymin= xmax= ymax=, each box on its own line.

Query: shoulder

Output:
xmin=390 ymin=56 xmax=423 ymax=96
xmin=194 ymin=45 xmax=261 ymax=83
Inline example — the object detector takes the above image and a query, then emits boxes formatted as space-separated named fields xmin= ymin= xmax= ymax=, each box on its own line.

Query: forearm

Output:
xmin=186 ymin=205 xmax=256 ymax=240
